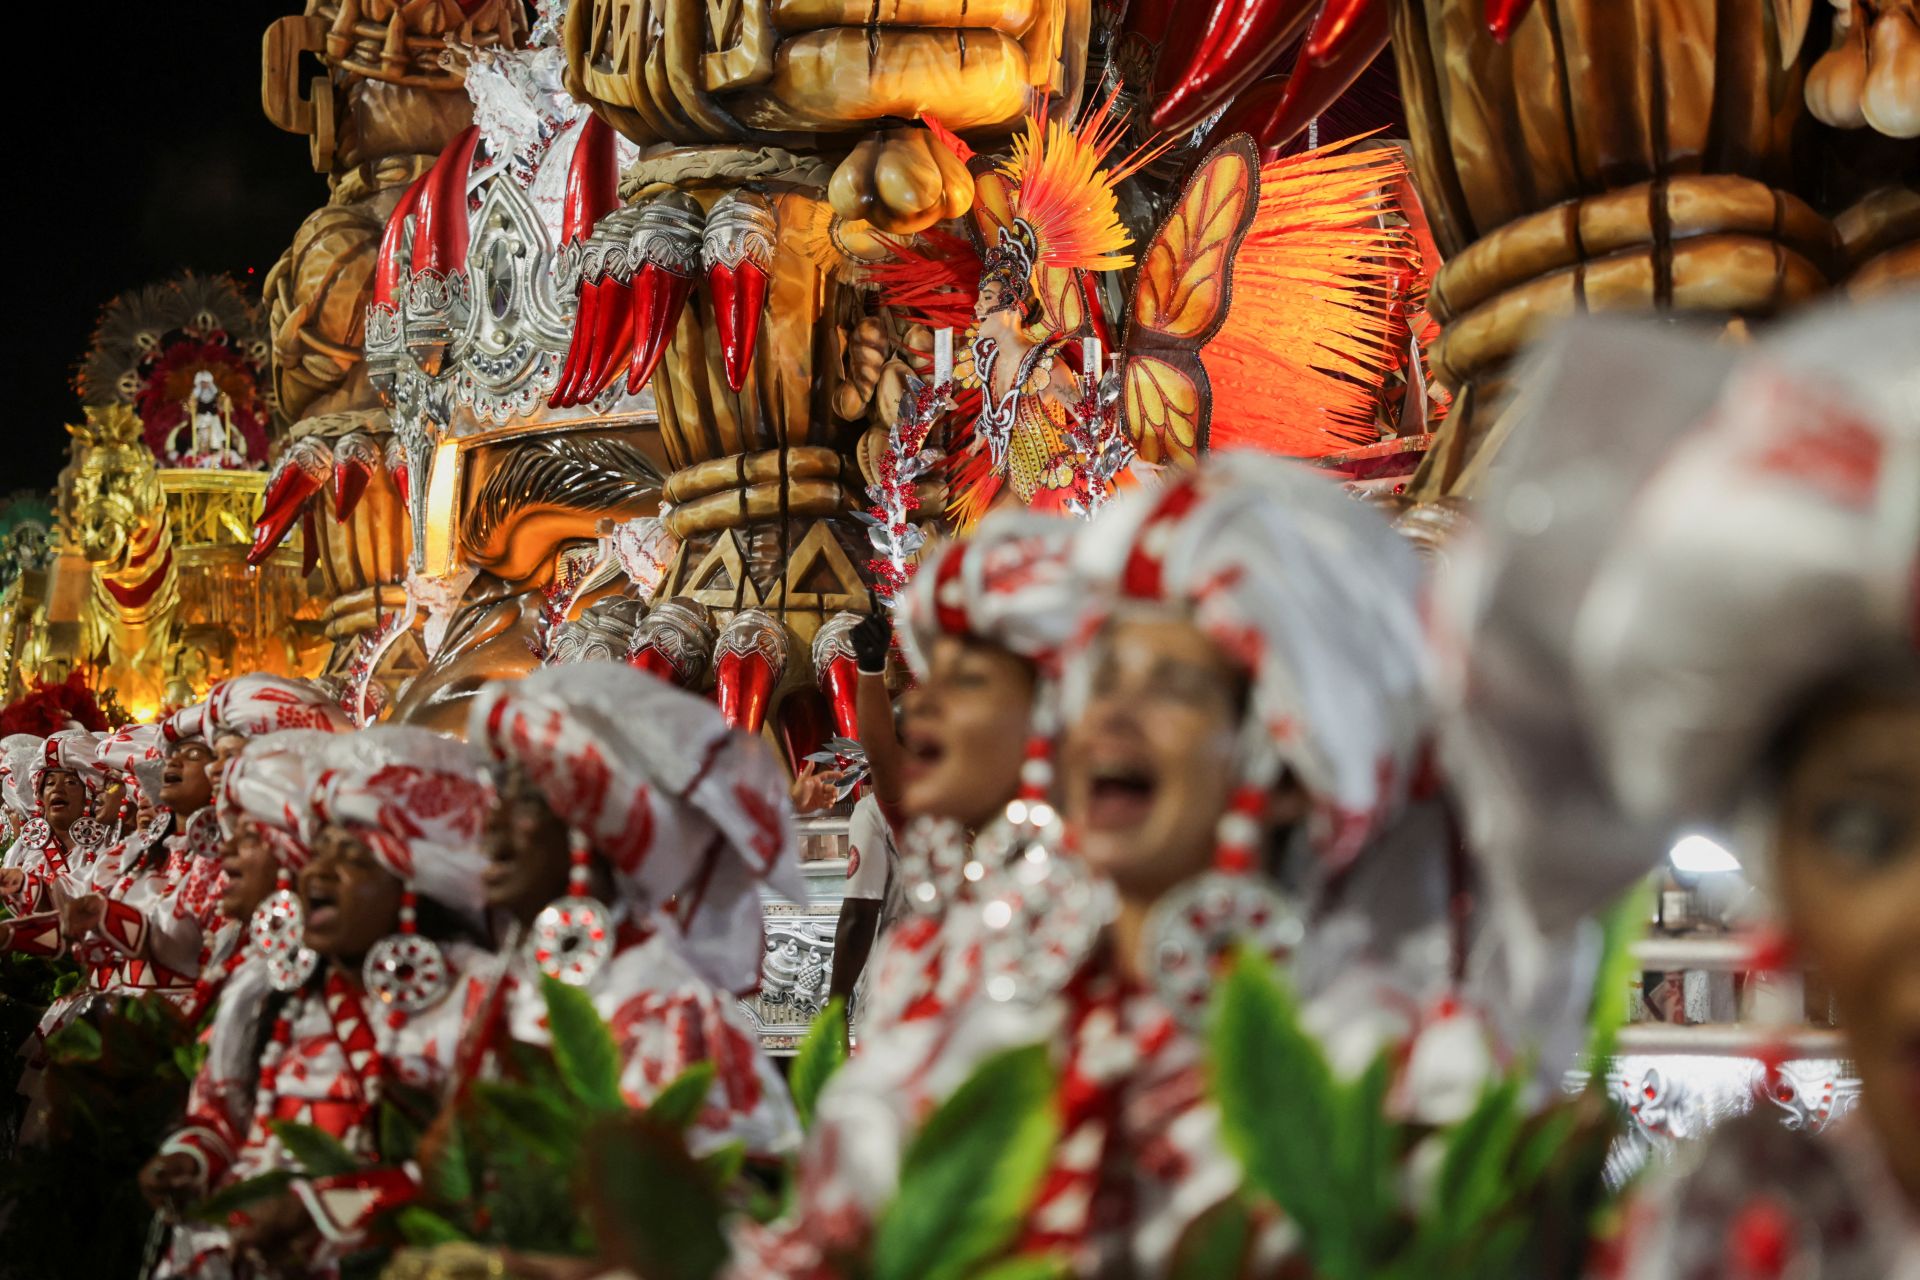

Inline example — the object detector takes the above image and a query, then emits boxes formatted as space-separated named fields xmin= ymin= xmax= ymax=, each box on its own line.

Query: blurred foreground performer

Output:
xmin=1432 ymin=297 xmax=1919 ymax=1279
xmin=465 ymin=663 xmax=802 ymax=1159
xmin=734 ymin=454 xmax=1475 ymax=1277
xmin=841 ymin=511 xmax=1080 ymax=1037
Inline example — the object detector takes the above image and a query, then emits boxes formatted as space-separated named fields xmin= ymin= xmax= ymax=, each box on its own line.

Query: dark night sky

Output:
xmin=9 ymin=5 xmax=328 ymax=493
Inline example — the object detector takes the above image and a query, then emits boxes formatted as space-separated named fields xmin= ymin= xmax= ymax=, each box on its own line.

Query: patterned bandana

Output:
xmin=1433 ymin=296 xmax=1920 ymax=937
xmin=310 ymin=727 xmax=493 ymax=927
xmin=219 ymin=731 xmax=338 ymax=870
xmin=1066 ymin=451 xmax=1435 ymax=871
xmin=29 ymin=729 xmax=106 ymax=802
xmin=895 ymin=509 xmax=1082 ymax=680
xmin=1 ymin=734 xmax=43 ymax=818
xmin=468 ymin=662 xmax=804 ymax=993
xmin=97 ymin=723 xmax=167 ymax=809
xmin=208 ymin=674 xmax=353 ymax=740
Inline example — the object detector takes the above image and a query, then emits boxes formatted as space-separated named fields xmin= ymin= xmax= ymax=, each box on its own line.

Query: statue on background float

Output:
xmin=165 ymin=371 xmax=250 ymax=468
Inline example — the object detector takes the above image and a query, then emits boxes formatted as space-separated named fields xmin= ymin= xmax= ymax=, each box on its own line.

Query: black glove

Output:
xmin=850 ymin=612 xmax=893 ymax=675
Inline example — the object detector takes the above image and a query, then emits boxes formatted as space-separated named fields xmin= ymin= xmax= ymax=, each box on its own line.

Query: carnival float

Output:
xmin=0 ymin=0 xmax=1913 ymax=1275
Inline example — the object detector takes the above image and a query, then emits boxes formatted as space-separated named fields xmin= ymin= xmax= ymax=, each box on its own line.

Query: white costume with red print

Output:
xmin=729 ymin=939 xmax=1248 ymax=1279
xmin=1428 ymin=301 xmax=1920 ymax=1279
xmin=737 ymin=456 xmax=1510 ymax=1277
xmin=154 ymin=731 xmax=341 ymax=1280
xmin=468 ymin=662 xmax=803 ymax=1158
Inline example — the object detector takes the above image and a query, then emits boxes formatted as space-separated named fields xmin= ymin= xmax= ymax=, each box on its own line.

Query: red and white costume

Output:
xmin=158 ymin=732 xmax=334 ymax=1280
xmin=1428 ymin=298 xmax=1920 ymax=1278
xmin=467 ymin=661 xmax=803 ymax=1159
xmin=1 ymin=730 xmax=111 ymax=921
xmin=736 ymin=462 xmax=1483 ymax=1277
xmin=174 ymin=727 xmax=490 ymax=1275
xmin=851 ymin=512 xmax=1081 ymax=1038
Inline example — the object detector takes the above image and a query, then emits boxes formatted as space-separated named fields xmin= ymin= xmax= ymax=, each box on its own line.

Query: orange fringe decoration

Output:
xmin=1201 ymin=141 xmax=1410 ymax=458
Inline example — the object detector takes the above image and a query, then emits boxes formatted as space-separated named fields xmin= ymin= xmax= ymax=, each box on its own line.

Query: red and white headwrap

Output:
xmin=311 ymin=727 xmax=493 ymax=928
xmin=1067 ymin=451 xmax=1434 ymax=871
xmin=1433 ymin=296 xmax=1920 ymax=936
xmin=219 ymin=731 xmax=336 ymax=870
xmin=468 ymin=662 xmax=804 ymax=994
xmin=97 ymin=723 xmax=167 ymax=809
xmin=1 ymin=734 xmax=43 ymax=819
xmin=207 ymin=674 xmax=353 ymax=740
xmin=895 ymin=510 xmax=1082 ymax=680
xmin=29 ymin=729 xmax=106 ymax=801
xmin=162 ymin=701 xmax=211 ymax=746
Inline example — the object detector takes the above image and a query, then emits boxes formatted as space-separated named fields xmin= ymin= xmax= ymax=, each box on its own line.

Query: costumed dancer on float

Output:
xmin=1432 ymin=298 xmax=1920 ymax=1279
xmin=138 ymin=729 xmax=338 ymax=1279
xmin=183 ymin=725 xmax=491 ymax=1275
xmin=877 ymin=103 xmax=1404 ymax=530
xmin=732 ymin=451 xmax=1474 ymax=1277
xmin=464 ymin=662 xmax=803 ymax=1158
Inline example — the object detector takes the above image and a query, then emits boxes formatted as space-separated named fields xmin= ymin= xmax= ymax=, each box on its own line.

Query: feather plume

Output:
xmin=1000 ymin=90 xmax=1168 ymax=275
xmin=868 ymin=232 xmax=983 ymax=330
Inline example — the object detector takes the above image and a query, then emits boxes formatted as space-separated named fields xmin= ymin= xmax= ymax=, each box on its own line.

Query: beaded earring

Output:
xmin=1145 ymin=744 xmax=1303 ymax=1028
xmin=363 ymin=883 xmax=451 ymax=1015
xmin=252 ymin=866 xmax=318 ymax=993
xmin=972 ymin=729 xmax=1114 ymax=1006
xmin=529 ymin=830 xmax=613 ymax=986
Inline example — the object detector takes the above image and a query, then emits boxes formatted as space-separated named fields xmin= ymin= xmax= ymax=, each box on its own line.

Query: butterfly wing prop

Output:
xmin=1121 ymin=135 xmax=1262 ymax=467
xmin=1200 ymin=139 xmax=1409 ymax=458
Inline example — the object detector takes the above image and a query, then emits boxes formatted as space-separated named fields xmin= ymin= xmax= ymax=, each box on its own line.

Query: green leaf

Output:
xmin=542 ymin=975 xmax=624 ymax=1112
xmin=871 ymin=1043 xmax=1062 ymax=1280
xmin=189 ymin=1170 xmax=297 ymax=1222
xmin=789 ymin=996 xmax=849 ymax=1129
xmin=1436 ymin=1075 xmax=1525 ymax=1227
xmin=423 ymin=1112 xmax=474 ymax=1206
xmin=45 ymin=1018 xmax=101 ymax=1064
xmin=394 ymin=1205 xmax=471 ymax=1246
xmin=589 ymin=1116 xmax=729 ymax=1280
xmin=1512 ymin=1105 xmax=1577 ymax=1190
xmin=51 ymin=970 xmax=80 ymax=999
xmin=269 ymin=1120 xmax=362 ymax=1178
xmin=471 ymin=1080 xmax=579 ymax=1164
xmin=1585 ymin=882 xmax=1651 ymax=1065
xmin=648 ymin=1062 xmax=717 ymax=1133
xmin=1167 ymin=1195 xmax=1253 ymax=1280
xmin=969 ymin=1255 xmax=1072 ymax=1280
xmin=698 ymin=1139 xmax=746 ymax=1190
xmin=379 ymin=1099 xmax=425 ymax=1167
xmin=171 ymin=1041 xmax=207 ymax=1083
xmin=1206 ymin=949 xmax=1340 ymax=1248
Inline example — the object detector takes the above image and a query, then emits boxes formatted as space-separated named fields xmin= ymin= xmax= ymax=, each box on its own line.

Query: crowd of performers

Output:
xmin=0 ymin=295 xmax=1914 ymax=1278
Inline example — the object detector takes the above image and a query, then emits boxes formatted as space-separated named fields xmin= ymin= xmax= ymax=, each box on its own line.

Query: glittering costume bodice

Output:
xmin=974 ymin=329 xmax=1082 ymax=512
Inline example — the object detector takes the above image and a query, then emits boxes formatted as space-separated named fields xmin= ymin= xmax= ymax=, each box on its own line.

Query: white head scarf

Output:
xmin=1433 ymin=295 xmax=1920 ymax=939
xmin=1066 ymin=451 xmax=1436 ymax=871
xmin=468 ymin=663 xmax=804 ymax=993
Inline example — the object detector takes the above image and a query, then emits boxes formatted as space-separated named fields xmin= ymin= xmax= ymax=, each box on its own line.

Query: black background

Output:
xmin=8 ymin=4 xmax=327 ymax=494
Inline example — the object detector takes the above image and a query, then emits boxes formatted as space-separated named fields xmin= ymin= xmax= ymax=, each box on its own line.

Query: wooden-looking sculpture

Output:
xmin=258 ymin=0 xmax=524 ymax=696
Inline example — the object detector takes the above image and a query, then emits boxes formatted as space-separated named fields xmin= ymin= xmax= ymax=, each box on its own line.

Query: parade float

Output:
xmin=0 ymin=275 xmax=324 ymax=720
xmin=0 ymin=0 xmax=1907 ymax=1241
xmin=231 ymin=0 xmax=1916 ymax=1125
